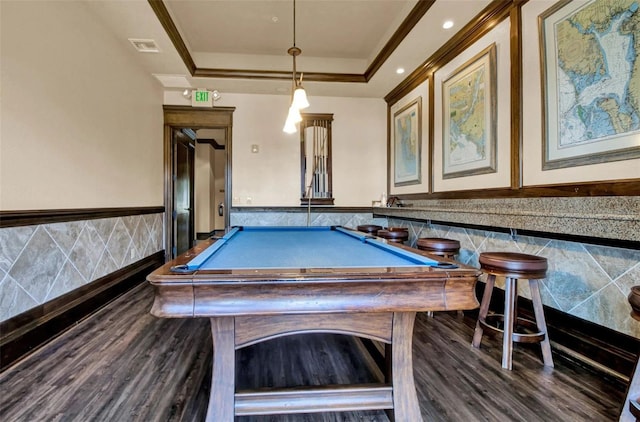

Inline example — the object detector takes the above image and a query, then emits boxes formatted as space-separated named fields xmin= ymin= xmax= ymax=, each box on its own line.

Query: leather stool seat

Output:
xmin=479 ymin=252 xmax=547 ymax=277
xmin=417 ymin=238 xmax=461 ymax=258
xmin=357 ymin=225 xmax=382 ymax=235
xmin=377 ymin=228 xmax=409 ymax=243
xmin=472 ymin=252 xmax=553 ymax=370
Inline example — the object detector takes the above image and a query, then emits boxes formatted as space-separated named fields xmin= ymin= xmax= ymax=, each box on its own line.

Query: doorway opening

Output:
xmin=194 ymin=129 xmax=227 ymax=243
xmin=163 ymin=106 xmax=235 ymax=260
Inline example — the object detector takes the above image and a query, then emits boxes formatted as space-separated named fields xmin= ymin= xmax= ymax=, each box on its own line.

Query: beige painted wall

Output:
xmin=0 ymin=1 xmax=164 ymax=210
xmin=165 ymin=92 xmax=387 ymax=206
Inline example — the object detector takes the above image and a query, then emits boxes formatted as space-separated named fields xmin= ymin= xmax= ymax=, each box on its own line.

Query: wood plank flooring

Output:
xmin=0 ymin=283 xmax=627 ymax=421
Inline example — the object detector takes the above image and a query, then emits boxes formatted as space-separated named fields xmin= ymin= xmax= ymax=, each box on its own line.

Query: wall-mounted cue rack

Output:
xmin=300 ymin=113 xmax=334 ymax=205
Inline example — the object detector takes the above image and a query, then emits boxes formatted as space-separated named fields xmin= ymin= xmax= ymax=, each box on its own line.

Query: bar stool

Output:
xmin=417 ymin=238 xmax=460 ymax=317
xmin=471 ymin=252 xmax=553 ymax=370
xmin=416 ymin=238 xmax=460 ymax=259
xmin=357 ymin=225 xmax=382 ymax=236
xmin=377 ymin=228 xmax=409 ymax=244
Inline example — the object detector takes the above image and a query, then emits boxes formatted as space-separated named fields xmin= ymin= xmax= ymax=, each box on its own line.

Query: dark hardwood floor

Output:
xmin=0 ymin=283 xmax=627 ymax=421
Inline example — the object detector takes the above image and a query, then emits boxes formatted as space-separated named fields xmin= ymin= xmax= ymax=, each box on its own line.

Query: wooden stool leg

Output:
xmin=529 ymin=279 xmax=554 ymax=367
xmin=502 ymin=278 xmax=517 ymax=370
xmin=472 ymin=274 xmax=496 ymax=348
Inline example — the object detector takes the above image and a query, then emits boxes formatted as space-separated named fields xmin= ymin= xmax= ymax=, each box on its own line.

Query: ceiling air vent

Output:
xmin=128 ymin=38 xmax=160 ymax=53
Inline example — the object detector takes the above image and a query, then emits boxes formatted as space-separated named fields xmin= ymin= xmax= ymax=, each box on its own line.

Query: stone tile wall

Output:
xmin=230 ymin=211 xmax=387 ymax=229
xmin=386 ymin=217 xmax=640 ymax=339
xmin=0 ymin=213 xmax=164 ymax=323
xmin=30 ymin=207 xmax=629 ymax=340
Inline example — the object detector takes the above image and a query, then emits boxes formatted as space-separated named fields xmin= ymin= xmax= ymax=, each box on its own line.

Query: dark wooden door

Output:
xmin=173 ymin=130 xmax=195 ymax=257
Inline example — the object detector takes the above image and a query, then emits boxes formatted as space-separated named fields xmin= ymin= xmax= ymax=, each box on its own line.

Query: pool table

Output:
xmin=148 ymin=226 xmax=480 ymax=421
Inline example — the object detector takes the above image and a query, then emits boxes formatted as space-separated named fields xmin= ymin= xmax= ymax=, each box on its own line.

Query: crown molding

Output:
xmin=148 ymin=0 xmax=434 ymax=83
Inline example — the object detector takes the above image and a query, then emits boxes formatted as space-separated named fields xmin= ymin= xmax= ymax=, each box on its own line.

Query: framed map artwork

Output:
xmin=393 ymin=97 xmax=422 ymax=186
xmin=442 ymin=43 xmax=497 ymax=179
xmin=540 ymin=0 xmax=640 ymax=170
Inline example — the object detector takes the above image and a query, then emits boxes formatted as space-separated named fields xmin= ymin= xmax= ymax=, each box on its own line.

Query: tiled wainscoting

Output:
xmin=385 ymin=218 xmax=640 ymax=339
xmin=0 ymin=213 xmax=164 ymax=322
xmin=230 ymin=210 xmax=387 ymax=229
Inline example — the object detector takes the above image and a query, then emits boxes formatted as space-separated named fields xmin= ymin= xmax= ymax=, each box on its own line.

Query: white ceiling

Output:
xmin=85 ymin=0 xmax=491 ymax=99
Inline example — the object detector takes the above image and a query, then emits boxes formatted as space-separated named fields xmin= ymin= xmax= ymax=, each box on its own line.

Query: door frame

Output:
xmin=163 ymin=105 xmax=235 ymax=261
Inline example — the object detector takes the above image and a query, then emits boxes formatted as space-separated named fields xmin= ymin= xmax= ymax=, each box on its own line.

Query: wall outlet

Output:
xmin=130 ymin=249 xmax=135 ymax=259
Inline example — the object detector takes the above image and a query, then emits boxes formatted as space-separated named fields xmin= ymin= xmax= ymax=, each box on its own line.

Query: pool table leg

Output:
xmin=384 ymin=342 xmax=394 ymax=422
xmin=206 ymin=317 xmax=235 ymax=422
xmin=391 ymin=312 xmax=423 ymax=422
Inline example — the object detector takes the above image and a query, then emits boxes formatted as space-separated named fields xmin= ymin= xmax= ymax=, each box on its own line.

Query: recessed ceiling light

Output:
xmin=396 ymin=68 xmax=405 ymax=75
xmin=272 ymin=16 xmax=279 ymax=23
xmin=443 ymin=20 xmax=454 ymax=29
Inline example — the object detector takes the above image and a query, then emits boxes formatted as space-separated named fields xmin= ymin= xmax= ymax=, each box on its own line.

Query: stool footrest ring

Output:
xmin=479 ymin=314 xmax=546 ymax=344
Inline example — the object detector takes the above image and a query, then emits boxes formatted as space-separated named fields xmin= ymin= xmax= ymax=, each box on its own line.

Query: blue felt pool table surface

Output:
xmin=181 ymin=226 xmax=449 ymax=271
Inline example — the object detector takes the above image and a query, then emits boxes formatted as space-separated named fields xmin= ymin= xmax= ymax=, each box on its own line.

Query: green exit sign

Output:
xmin=192 ymin=89 xmax=213 ymax=107
xmin=195 ymin=90 xmax=208 ymax=102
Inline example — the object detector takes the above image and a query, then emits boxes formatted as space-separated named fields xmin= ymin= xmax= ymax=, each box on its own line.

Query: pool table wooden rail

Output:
xmin=148 ymin=237 xmax=480 ymax=319
xmin=149 ymin=273 xmax=479 ymax=318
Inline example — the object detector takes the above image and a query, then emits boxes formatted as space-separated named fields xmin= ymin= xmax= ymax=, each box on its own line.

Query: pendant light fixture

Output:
xmin=283 ymin=0 xmax=309 ymax=134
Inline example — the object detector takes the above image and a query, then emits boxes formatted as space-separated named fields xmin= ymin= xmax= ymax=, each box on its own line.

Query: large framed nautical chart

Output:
xmin=539 ymin=0 xmax=640 ymax=170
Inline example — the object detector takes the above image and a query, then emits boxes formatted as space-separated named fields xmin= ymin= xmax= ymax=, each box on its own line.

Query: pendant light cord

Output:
xmin=292 ymin=0 xmax=297 ymax=85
